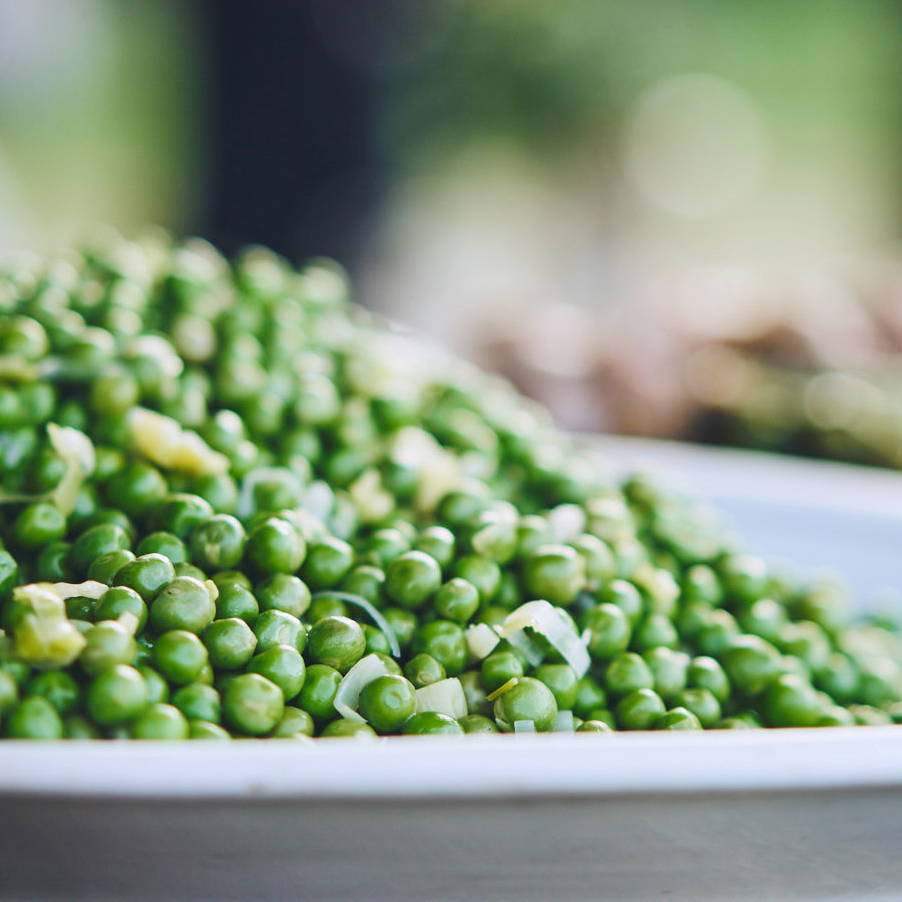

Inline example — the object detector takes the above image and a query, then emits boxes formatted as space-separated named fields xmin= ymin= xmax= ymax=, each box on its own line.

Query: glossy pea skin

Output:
xmin=105 ymin=463 xmax=168 ymax=516
xmin=453 ymin=555 xmax=501 ymax=604
xmin=86 ymin=665 xmax=148 ymax=726
xmin=189 ymin=720 xmax=231 ymax=740
xmin=413 ymin=526 xmax=455 ymax=569
xmin=215 ymin=582 xmax=259 ymax=621
xmin=723 ymin=635 xmax=782 ymax=697
xmin=403 ymin=653 xmax=446 ymax=689
xmin=247 ymin=644 xmax=306 ymax=700
xmin=433 ymin=578 xmax=480 ymax=624
xmin=402 ymin=712 xmax=463 ymax=735
xmin=69 ymin=523 xmax=130 ymax=575
xmin=493 ymin=677 xmax=557 ymax=732
xmin=522 ymin=544 xmax=585 ymax=607
xmin=459 ymin=714 xmax=499 ymax=734
xmin=577 ymin=719 xmax=613 ymax=733
xmin=256 ymin=574 xmax=310 ymax=618
xmin=643 ymin=647 xmax=690 ymax=700
xmin=532 ymin=663 xmax=579 ymax=710
xmin=303 ymin=537 xmax=354 ymax=588
xmin=88 ymin=549 xmax=136 ymax=585
xmin=150 ymin=576 xmax=215 ymax=634
xmin=253 ymin=609 xmax=307 ymax=654
xmin=96 ymin=586 xmax=148 ymax=631
xmin=675 ymin=688 xmax=722 ymax=728
xmin=5 ymin=695 xmax=64 ymax=738
xmin=306 ymin=616 xmax=365 ymax=672
xmin=358 ymin=674 xmax=417 ymax=733
xmin=616 ymin=688 xmax=666 ymax=730
xmin=114 ymin=554 xmax=176 ymax=602
xmin=153 ymin=494 xmax=213 ymax=539
xmin=131 ymin=703 xmax=189 ymax=739
xmin=385 ymin=551 xmax=442 ymax=609
xmin=80 ymin=620 xmax=136 ymax=675
xmin=271 ymin=706 xmax=315 ymax=738
xmin=296 ymin=664 xmax=342 ymax=720
xmin=246 ymin=518 xmax=306 ymax=575
xmin=605 ymin=652 xmax=654 ymax=697
xmin=656 ymin=706 xmax=702 ymax=730
xmin=203 ymin=618 xmax=258 ymax=669
xmin=153 ymin=631 xmax=208 ymax=685
xmin=763 ymin=674 xmax=824 ymax=727
xmin=136 ymin=532 xmax=187 ymax=565
xmin=411 ymin=620 xmax=467 ymax=677
xmin=321 ymin=718 xmax=377 ymax=738
xmin=480 ymin=651 xmax=524 ymax=693
xmin=583 ymin=603 xmax=631 ymax=659
xmin=686 ymin=655 xmax=731 ymax=703
xmin=138 ymin=666 xmax=170 ymax=705
xmin=13 ymin=502 xmax=66 ymax=549
xmin=172 ymin=683 xmax=221 ymax=723
xmin=223 ymin=673 xmax=284 ymax=736
xmin=381 ymin=608 xmax=417 ymax=651
xmin=189 ymin=515 xmax=246 ymax=571
xmin=25 ymin=670 xmax=80 ymax=715
xmin=573 ymin=675 xmax=607 ymax=719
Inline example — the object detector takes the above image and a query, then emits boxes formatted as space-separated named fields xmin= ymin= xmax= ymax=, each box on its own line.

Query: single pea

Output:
xmin=573 ymin=675 xmax=607 ymax=719
xmin=303 ymin=537 xmax=354 ymax=588
xmin=247 ymin=644 xmax=306 ymax=700
xmin=246 ymin=517 xmax=306 ymax=575
xmin=616 ymin=688 xmax=666 ymax=730
xmin=215 ymin=582 xmax=259 ymax=621
xmin=25 ymin=670 xmax=80 ymax=715
xmin=307 ymin=594 xmax=347 ymax=621
xmin=605 ymin=652 xmax=654 ymax=697
xmin=778 ymin=621 xmax=831 ymax=673
xmin=114 ymin=553 xmax=176 ymax=602
xmin=382 ymin=607 xmax=417 ymax=651
xmin=411 ymin=620 xmax=467 ymax=677
xmin=88 ymin=549 xmax=137 ymax=585
xmin=720 ymin=554 xmax=769 ymax=603
xmin=340 ymin=565 xmax=385 ymax=605
xmin=480 ymin=650 xmax=524 ymax=693
xmin=739 ymin=598 xmax=788 ymax=645
xmin=413 ymin=526 xmax=456 ymax=569
xmin=584 ymin=603 xmax=631 ymax=659
xmin=211 ymin=570 xmax=252 ymax=591
xmin=306 ymin=616 xmax=365 ymax=673
xmin=270 ymin=706 xmax=315 ymax=738
xmin=296 ymin=664 xmax=342 ymax=720
xmin=150 ymin=575 xmax=215 ymax=633
xmin=682 ymin=564 xmax=723 ymax=606
xmin=361 ymin=624 xmax=390 ymax=656
xmin=223 ymin=672 xmax=285 ymax=735
xmin=131 ymin=703 xmax=189 ymax=739
xmin=195 ymin=473 xmax=239 ymax=514
xmin=459 ymin=713 xmax=498 ymax=734
xmin=516 ymin=515 xmax=551 ymax=557
xmin=723 ymin=634 xmax=782 ymax=696
xmin=763 ymin=674 xmax=824 ymax=727
xmin=203 ymin=618 xmax=258 ymax=669
xmin=696 ymin=610 xmax=740 ymax=656
xmin=189 ymin=720 xmax=231 ymax=739
xmin=80 ymin=619 xmax=137 ymax=675
xmin=105 ymin=462 xmax=168 ymax=516
xmin=4 ymin=695 xmax=64 ymax=738
xmin=656 ymin=707 xmax=702 ymax=730
xmin=13 ymin=501 xmax=66 ymax=548
xmin=364 ymin=528 xmax=410 ymax=567
xmin=321 ymin=718 xmax=377 ymax=738
xmin=153 ymin=630 xmax=209 ymax=684
xmin=189 ymin=515 xmax=246 ymax=571
xmin=577 ymin=719 xmax=613 ymax=733
xmin=522 ymin=544 xmax=585 ymax=607
xmin=64 ymin=594 xmax=96 ymax=621
xmin=532 ymin=663 xmax=579 ymax=710
xmin=64 ymin=715 xmax=101 ymax=739
xmin=453 ymin=555 xmax=501 ymax=604
xmin=675 ymin=688 xmax=722 ymax=728
xmin=433 ymin=578 xmax=480 ymax=624
xmin=402 ymin=712 xmax=464 ymax=735
xmin=633 ymin=614 xmax=679 ymax=652
xmin=358 ymin=674 xmax=417 ymax=733
xmin=816 ymin=652 xmax=859 ymax=702
xmin=493 ymin=677 xmax=558 ymax=732
xmin=174 ymin=562 xmax=207 ymax=580
xmin=385 ymin=551 xmax=442 ymax=609
xmin=404 ymin=653 xmax=446 ymax=689
xmin=86 ymin=665 xmax=148 ymax=726
xmin=172 ymin=683 xmax=221 ymax=723
xmin=96 ymin=586 xmax=148 ymax=632
xmin=153 ymin=493 xmax=213 ymax=538
xmin=572 ymin=533 xmax=616 ymax=585
xmin=137 ymin=532 xmax=187 ymax=565
xmin=137 ymin=666 xmax=170 ymax=705
xmin=256 ymin=574 xmax=311 ymax=618
xmin=686 ymin=656 xmax=731 ymax=703
xmin=643 ymin=647 xmax=690 ymax=700
xmin=35 ymin=540 xmax=72 ymax=581
xmin=69 ymin=523 xmax=130 ymax=575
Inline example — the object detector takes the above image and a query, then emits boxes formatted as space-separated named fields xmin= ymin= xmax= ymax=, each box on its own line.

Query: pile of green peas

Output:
xmin=0 ymin=230 xmax=901 ymax=740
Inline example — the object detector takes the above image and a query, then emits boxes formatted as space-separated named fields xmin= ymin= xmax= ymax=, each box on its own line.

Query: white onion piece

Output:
xmin=47 ymin=423 xmax=95 ymax=515
xmin=553 ymin=710 xmax=575 ymax=732
xmin=504 ymin=628 xmax=543 ymax=668
xmin=465 ymin=624 xmax=500 ymax=659
xmin=333 ymin=654 xmax=390 ymax=724
xmin=128 ymin=408 xmax=228 ymax=476
xmin=43 ymin=580 xmax=108 ymax=601
xmin=500 ymin=600 xmax=590 ymax=678
xmin=513 ymin=720 xmax=536 ymax=733
xmin=415 ymin=678 xmax=467 ymax=719
xmin=547 ymin=503 xmax=586 ymax=542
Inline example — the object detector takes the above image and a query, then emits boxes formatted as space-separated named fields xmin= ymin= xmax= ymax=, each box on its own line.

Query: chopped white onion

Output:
xmin=465 ymin=624 xmax=500 ymax=659
xmin=42 ymin=580 xmax=109 ymax=601
xmin=333 ymin=654 xmax=390 ymax=723
xmin=504 ymin=628 xmax=543 ymax=668
xmin=128 ymin=408 xmax=228 ymax=476
xmin=553 ymin=710 xmax=575 ymax=732
xmin=513 ymin=720 xmax=536 ymax=733
xmin=500 ymin=600 xmax=590 ymax=678
xmin=47 ymin=423 xmax=95 ymax=515
xmin=415 ymin=678 xmax=467 ymax=719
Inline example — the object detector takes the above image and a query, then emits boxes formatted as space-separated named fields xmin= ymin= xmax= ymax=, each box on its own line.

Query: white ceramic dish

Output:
xmin=3 ymin=439 xmax=902 ymax=902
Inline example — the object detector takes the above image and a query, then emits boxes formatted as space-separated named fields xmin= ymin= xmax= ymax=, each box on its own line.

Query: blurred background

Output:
xmin=3 ymin=0 xmax=902 ymax=465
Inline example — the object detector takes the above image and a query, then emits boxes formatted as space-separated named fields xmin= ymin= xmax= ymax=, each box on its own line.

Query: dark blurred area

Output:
xmin=3 ymin=0 xmax=902 ymax=468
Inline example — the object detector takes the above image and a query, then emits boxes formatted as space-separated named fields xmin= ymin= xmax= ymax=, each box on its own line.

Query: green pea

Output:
xmin=686 ymin=656 xmax=730 ymax=703
xmin=297 ymin=664 xmax=342 ymax=720
xmin=522 ymin=545 xmax=585 ymax=607
xmin=411 ymin=620 xmax=467 ymax=677
xmin=153 ymin=493 xmax=213 ymax=539
xmin=778 ymin=621 xmax=831 ymax=673
xmin=303 ymin=537 xmax=354 ymax=588
xmin=215 ymin=582 xmax=259 ymax=621
xmin=340 ymin=565 xmax=385 ymax=605
xmin=401 ymin=712 xmax=463 ymax=735
xmin=656 ymin=706 xmax=702 ymax=730
xmin=189 ymin=515 xmax=246 ymax=571
xmin=306 ymin=616 xmax=365 ymax=673
xmin=616 ymin=688 xmax=666 ymax=730
xmin=64 ymin=715 xmax=101 ymax=739
xmin=480 ymin=650 xmax=524 ymax=693
xmin=381 ymin=607 xmax=417 ymax=651
xmin=385 ymin=551 xmax=442 ymax=608
xmin=69 ymin=523 xmax=130 ymax=575
xmin=577 ymin=719 xmax=613 ymax=733
xmin=493 ymin=676 xmax=557 ymax=732
xmin=131 ymin=703 xmax=189 ymax=739
xmin=459 ymin=669 xmax=492 ymax=717
xmin=723 ymin=635 xmax=782 ymax=696
xmin=203 ymin=618 xmax=258 ymax=669
xmin=433 ymin=578 xmax=480 ymax=624
xmin=573 ymin=675 xmax=607 ymax=718
xmin=763 ymin=674 xmax=824 ymax=727
xmin=307 ymin=594 xmax=347 ymax=621
xmin=404 ymin=653 xmax=446 ymax=688
xmin=453 ymin=555 xmax=501 ymax=603
xmin=13 ymin=502 xmax=66 ymax=548
xmin=150 ymin=575 xmax=215 ymax=633
xmin=739 ymin=598 xmax=787 ymax=645
xmin=696 ymin=610 xmax=740 ymax=656
xmin=153 ymin=630 xmax=208 ymax=684
xmin=136 ymin=532 xmax=187 ymax=565
xmin=270 ymin=706 xmax=315 ymax=738
xmin=572 ymin=533 xmax=616 ymax=585
xmin=363 ymin=624 xmax=392 ymax=656
xmin=80 ymin=619 xmax=137 ymax=675
xmin=413 ymin=526 xmax=456 ymax=569
xmin=358 ymin=674 xmax=417 ymax=733
xmin=256 ymin=574 xmax=310 ymax=618
xmin=88 ymin=549 xmax=137 ymax=585
xmin=115 ymin=553 xmax=176 ymax=602
xmin=137 ymin=666 xmax=170 ymax=705
xmin=643 ymin=647 xmax=690 ymax=700
xmin=105 ymin=462 xmax=168 ymax=516
xmin=96 ymin=586 xmax=148 ymax=631
xmin=172 ymin=683 xmax=221 ymax=723
xmin=35 ymin=541 xmax=71 ymax=581
xmin=720 ymin=554 xmax=769 ymax=603
xmin=246 ymin=517 xmax=306 ymax=574
xmin=224 ymin=673 xmax=284 ymax=735
xmin=675 ymin=688 xmax=722 ymax=728
xmin=583 ymin=603 xmax=631 ymax=659
xmin=247 ymin=644 xmax=306 ymax=700
xmin=633 ymin=613 xmax=678 ymax=651
xmin=189 ymin=720 xmax=231 ymax=739
xmin=321 ymin=718 xmax=376 ymax=738
xmin=25 ymin=670 xmax=80 ymax=715
xmin=605 ymin=652 xmax=654 ymax=697
xmin=458 ymin=713 xmax=498 ymax=733
xmin=5 ymin=695 xmax=64 ymax=738
xmin=86 ymin=665 xmax=148 ymax=726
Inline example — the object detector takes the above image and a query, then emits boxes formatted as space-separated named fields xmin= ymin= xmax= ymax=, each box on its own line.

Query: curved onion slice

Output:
xmin=499 ymin=600 xmax=590 ymax=678
xmin=465 ymin=623 xmax=500 ymax=659
xmin=333 ymin=654 xmax=390 ymax=723
xmin=414 ymin=677 xmax=467 ymax=719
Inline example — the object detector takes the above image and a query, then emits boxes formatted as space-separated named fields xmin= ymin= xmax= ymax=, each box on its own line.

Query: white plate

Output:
xmin=3 ymin=439 xmax=902 ymax=902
